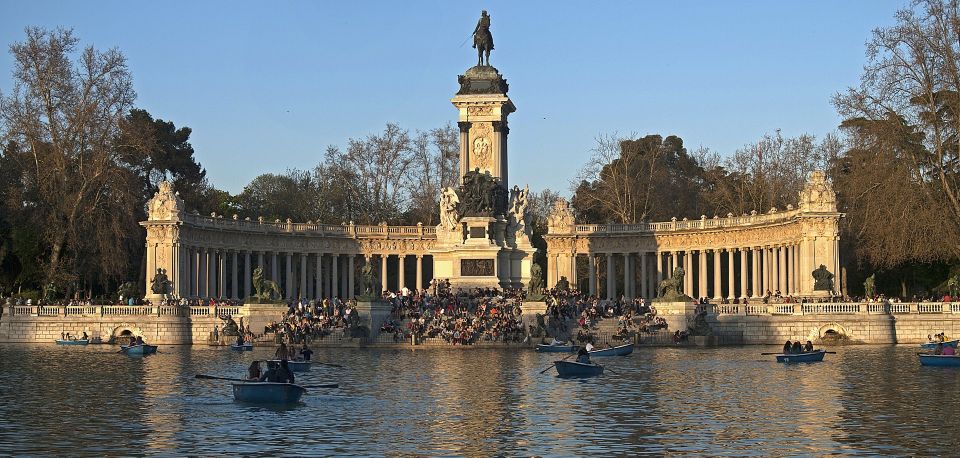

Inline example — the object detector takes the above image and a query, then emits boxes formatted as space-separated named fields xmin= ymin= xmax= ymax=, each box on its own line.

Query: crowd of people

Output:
xmin=378 ymin=285 xmax=526 ymax=345
xmin=540 ymin=288 xmax=669 ymax=345
xmin=265 ymin=298 xmax=361 ymax=344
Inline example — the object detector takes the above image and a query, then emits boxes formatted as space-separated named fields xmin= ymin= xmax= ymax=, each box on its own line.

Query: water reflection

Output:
xmin=1 ymin=344 xmax=959 ymax=455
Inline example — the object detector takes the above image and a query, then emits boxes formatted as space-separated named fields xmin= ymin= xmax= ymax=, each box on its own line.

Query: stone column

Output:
xmin=712 ymin=250 xmax=722 ymax=300
xmin=416 ymin=255 xmax=423 ymax=291
xmin=588 ymin=254 xmax=597 ymax=296
xmin=655 ymin=251 xmax=663 ymax=283
xmin=398 ymin=255 xmax=406 ymax=291
xmin=458 ymin=121 xmax=471 ymax=180
xmin=695 ymin=251 xmax=705 ymax=299
xmin=300 ymin=254 xmax=307 ymax=299
xmin=284 ymin=252 xmax=293 ymax=300
xmin=605 ymin=253 xmax=614 ymax=300
xmin=739 ymin=248 xmax=748 ymax=298
xmin=146 ymin=241 xmax=156 ymax=295
xmin=672 ymin=252 xmax=680 ymax=278
xmin=792 ymin=244 xmax=799 ymax=296
xmin=683 ymin=252 xmax=693 ymax=297
xmin=243 ymin=251 xmax=251 ymax=299
xmin=331 ymin=254 xmax=340 ymax=298
xmin=380 ymin=254 xmax=388 ymax=293
xmin=752 ymin=248 xmax=760 ymax=298
xmin=271 ymin=252 xmax=279 ymax=284
xmin=622 ymin=253 xmax=631 ymax=299
xmin=207 ymin=248 xmax=215 ymax=298
xmin=727 ymin=249 xmax=735 ymax=299
xmin=834 ymin=238 xmax=841 ymax=294
xmin=639 ymin=252 xmax=648 ymax=299
xmin=569 ymin=254 xmax=578 ymax=288
xmin=348 ymin=255 xmax=355 ymax=298
xmin=231 ymin=250 xmax=239 ymax=299
xmin=777 ymin=245 xmax=788 ymax=294
xmin=313 ymin=253 xmax=323 ymax=299
xmin=763 ymin=246 xmax=772 ymax=296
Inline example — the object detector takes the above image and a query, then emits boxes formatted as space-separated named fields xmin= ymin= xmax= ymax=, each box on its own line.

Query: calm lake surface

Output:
xmin=0 ymin=343 xmax=958 ymax=456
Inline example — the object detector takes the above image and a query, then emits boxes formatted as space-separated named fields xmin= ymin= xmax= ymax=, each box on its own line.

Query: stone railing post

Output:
xmin=910 ymin=302 xmax=919 ymax=314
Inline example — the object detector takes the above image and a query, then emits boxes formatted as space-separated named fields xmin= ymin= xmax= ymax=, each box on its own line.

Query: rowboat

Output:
xmin=588 ymin=343 xmax=634 ymax=357
xmin=536 ymin=343 xmax=579 ymax=353
xmin=775 ymin=350 xmax=826 ymax=363
xmin=120 ymin=344 xmax=158 ymax=355
xmin=55 ymin=339 xmax=89 ymax=345
xmin=230 ymin=343 xmax=253 ymax=351
xmin=920 ymin=339 xmax=959 ymax=350
xmin=267 ymin=359 xmax=311 ymax=372
xmin=554 ymin=360 xmax=604 ymax=377
xmin=919 ymin=354 xmax=960 ymax=367
xmin=232 ymin=382 xmax=306 ymax=404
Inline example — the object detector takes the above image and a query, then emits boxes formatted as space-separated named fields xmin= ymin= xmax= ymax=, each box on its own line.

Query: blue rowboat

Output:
xmin=588 ymin=343 xmax=634 ymax=357
xmin=775 ymin=350 xmax=826 ymax=363
xmin=232 ymin=382 xmax=306 ymax=404
xmin=267 ymin=359 xmax=311 ymax=372
xmin=554 ymin=360 xmax=604 ymax=377
xmin=230 ymin=343 xmax=253 ymax=351
xmin=121 ymin=344 xmax=158 ymax=356
xmin=920 ymin=339 xmax=959 ymax=350
xmin=55 ymin=339 xmax=89 ymax=345
xmin=536 ymin=344 xmax=579 ymax=353
xmin=919 ymin=354 xmax=960 ymax=367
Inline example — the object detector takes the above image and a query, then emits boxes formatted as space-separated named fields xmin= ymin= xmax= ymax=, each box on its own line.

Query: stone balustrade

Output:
xmin=574 ymin=209 xmax=800 ymax=235
xmin=709 ymin=302 xmax=960 ymax=316
xmin=5 ymin=304 xmax=249 ymax=318
xmin=181 ymin=213 xmax=435 ymax=238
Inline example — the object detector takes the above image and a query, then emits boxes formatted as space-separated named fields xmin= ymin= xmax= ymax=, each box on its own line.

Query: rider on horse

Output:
xmin=473 ymin=10 xmax=494 ymax=66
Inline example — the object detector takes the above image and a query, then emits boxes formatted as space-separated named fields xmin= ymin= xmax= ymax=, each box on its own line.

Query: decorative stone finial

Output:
xmin=146 ymin=181 xmax=184 ymax=221
xmin=799 ymin=170 xmax=838 ymax=213
xmin=546 ymin=198 xmax=575 ymax=234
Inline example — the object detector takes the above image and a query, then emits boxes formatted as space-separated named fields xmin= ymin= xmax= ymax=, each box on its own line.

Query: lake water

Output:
xmin=0 ymin=343 xmax=957 ymax=456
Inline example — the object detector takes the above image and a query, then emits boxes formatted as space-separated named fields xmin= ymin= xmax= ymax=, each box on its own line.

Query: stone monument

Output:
xmin=429 ymin=11 xmax=536 ymax=290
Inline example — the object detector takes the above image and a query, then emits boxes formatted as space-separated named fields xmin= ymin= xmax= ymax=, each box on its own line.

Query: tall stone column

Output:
xmin=569 ymin=254 xmax=578 ymax=288
xmin=243 ymin=251 xmax=251 ymax=299
xmin=792 ymin=244 xmax=799 ymax=295
xmin=398 ymin=255 xmax=406 ymax=290
xmin=271 ymin=252 xmax=279 ymax=284
xmin=281 ymin=252 xmax=290 ymax=300
xmin=655 ymin=251 xmax=663 ymax=283
xmin=639 ymin=252 xmax=648 ymax=299
xmin=739 ymin=248 xmax=748 ymax=298
xmin=726 ymin=249 xmax=734 ymax=299
xmin=621 ymin=253 xmax=630 ymax=299
xmin=457 ymin=121 xmax=471 ymax=181
xmin=231 ymin=250 xmax=239 ymax=300
xmin=777 ymin=245 xmax=787 ymax=294
xmin=207 ymin=248 xmax=215 ymax=298
xmin=313 ymin=253 xmax=324 ymax=299
xmin=380 ymin=254 xmax=388 ymax=293
xmin=330 ymin=254 xmax=340 ymax=298
xmin=834 ymin=238 xmax=841 ymax=294
xmin=683 ymin=252 xmax=693 ymax=297
xmin=348 ymin=255 xmax=355 ymax=298
xmin=672 ymin=252 xmax=680 ymax=277
xmin=416 ymin=255 xmax=423 ymax=291
xmin=695 ymin=251 xmax=705 ymax=299
xmin=146 ymin=241 xmax=156 ymax=295
xmin=195 ymin=247 xmax=203 ymax=297
xmin=712 ymin=250 xmax=722 ymax=300
xmin=300 ymin=254 xmax=307 ymax=299
xmin=605 ymin=253 xmax=614 ymax=300
xmin=588 ymin=254 xmax=597 ymax=296
xmin=752 ymin=248 xmax=760 ymax=298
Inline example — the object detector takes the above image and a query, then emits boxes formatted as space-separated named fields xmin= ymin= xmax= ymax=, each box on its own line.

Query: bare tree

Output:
xmin=406 ymin=123 xmax=458 ymax=225
xmin=834 ymin=0 xmax=960 ymax=259
xmin=0 ymin=27 xmax=139 ymax=290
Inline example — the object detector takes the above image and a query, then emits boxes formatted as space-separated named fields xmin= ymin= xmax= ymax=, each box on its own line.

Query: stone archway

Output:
xmin=110 ymin=323 xmax=143 ymax=345
xmin=809 ymin=322 xmax=850 ymax=343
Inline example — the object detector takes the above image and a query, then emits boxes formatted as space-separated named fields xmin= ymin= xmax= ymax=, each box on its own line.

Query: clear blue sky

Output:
xmin=0 ymin=1 xmax=905 ymax=196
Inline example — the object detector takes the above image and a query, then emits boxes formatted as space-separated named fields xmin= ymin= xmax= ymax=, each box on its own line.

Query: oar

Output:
xmin=301 ymin=383 xmax=339 ymax=389
xmin=603 ymin=366 xmax=618 ymax=375
xmin=538 ymin=353 xmax=575 ymax=374
xmin=195 ymin=374 xmax=247 ymax=382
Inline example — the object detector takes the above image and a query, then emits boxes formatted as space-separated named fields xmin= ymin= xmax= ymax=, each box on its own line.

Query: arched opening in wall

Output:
xmin=814 ymin=323 xmax=852 ymax=345
xmin=117 ymin=329 xmax=134 ymax=346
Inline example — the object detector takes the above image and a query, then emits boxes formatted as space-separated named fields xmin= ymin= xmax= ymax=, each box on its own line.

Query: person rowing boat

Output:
xmin=259 ymin=359 xmax=294 ymax=384
xmin=575 ymin=348 xmax=591 ymax=364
